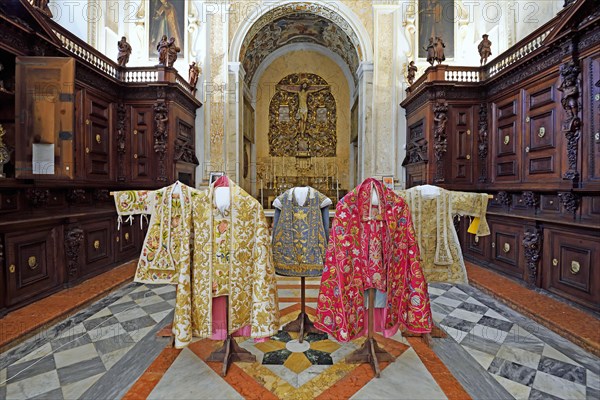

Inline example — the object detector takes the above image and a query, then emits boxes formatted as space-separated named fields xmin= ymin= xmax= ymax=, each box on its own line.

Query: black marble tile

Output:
xmin=262 ymin=349 xmax=291 ymax=365
xmin=429 ymin=294 xmax=439 ymax=301
xmin=141 ymin=301 xmax=173 ymax=315
xmin=305 ymin=333 xmax=328 ymax=343
xmin=159 ymin=291 xmax=176 ymax=301
xmin=441 ymin=291 xmax=470 ymax=302
xmin=7 ymin=355 xmax=56 ymax=383
xmin=587 ymin=386 xmax=600 ymax=400
xmin=538 ymin=356 xmax=586 ymax=385
xmin=120 ymin=316 xmax=157 ymax=333
xmin=50 ymin=332 xmax=92 ymax=352
xmin=305 ymin=349 xmax=333 ymax=365
xmin=107 ymin=301 xmax=137 ymax=315
xmin=458 ymin=302 xmax=489 ymax=314
xmin=488 ymin=358 xmax=537 ymax=386
xmin=83 ymin=315 xmax=120 ymax=332
xmin=0 ymin=382 xmax=6 ymax=400
xmin=528 ymin=388 xmax=562 ymax=400
xmin=93 ymin=333 xmax=135 ymax=355
xmin=477 ymin=316 xmax=513 ymax=332
xmin=502 ymin=331 xmax=545 ymax=355
xmin=30 ymin=387 xmax=64 ymax=400
xmin=57 ymin=356 xmax=106 ymax=386
xmin=440 ymin=316 xmax=477 ymax=332
xmin=271 ymin=331 xmax=292 ymax=342
xmin=430 ymin=282 xmax=453 ymax=291
xmin=431 ymin=302 xmax=455 ymax=315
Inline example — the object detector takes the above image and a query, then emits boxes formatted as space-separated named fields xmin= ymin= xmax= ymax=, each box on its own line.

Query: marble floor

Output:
xmin=0 ymin=276 xmax=598 ymax=400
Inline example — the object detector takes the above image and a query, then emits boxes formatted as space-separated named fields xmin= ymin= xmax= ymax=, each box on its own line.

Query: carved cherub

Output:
xmin=407 ymin=61 xmax=418 ymax=86
xmin=478 ymin=34 xmax=492 ymax=65
xmin=189 ymin=61 xmax=201 ymax=92
xmin=117 ymin=37 xmax=132 ymax=67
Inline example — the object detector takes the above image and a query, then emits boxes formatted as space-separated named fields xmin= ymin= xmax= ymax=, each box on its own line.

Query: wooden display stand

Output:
xmin=282 ymin=277 xmax=321 ymax=342
xmin=345 ymin=288 xmax=395 ymax=378
xmin=207 ymin=296 xmax=256 ymax=377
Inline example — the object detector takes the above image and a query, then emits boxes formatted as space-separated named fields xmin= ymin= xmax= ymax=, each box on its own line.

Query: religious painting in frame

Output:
xmin=209 ymin=171 xmax=224 ymax=184
xmin=148 ymin=0 xmax=185 ymax=59
xmin=382 ymin=176 xmax=394 ymax=190
xmin=418 ymin=0 xmax=454 ymax=59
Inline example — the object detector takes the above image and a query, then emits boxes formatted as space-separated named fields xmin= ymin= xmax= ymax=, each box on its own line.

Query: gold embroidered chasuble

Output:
xmin=396 ymin=186 xmax=490 ymax=284
xmin=113 ymin=181 xmax=279 ymax=349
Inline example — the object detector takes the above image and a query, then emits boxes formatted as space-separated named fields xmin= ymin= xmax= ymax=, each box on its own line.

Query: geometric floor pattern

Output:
xmin=1 ymin=277 xmax=599 ymax=399
xmin=430 ymin=283 xmax=600 ymax=400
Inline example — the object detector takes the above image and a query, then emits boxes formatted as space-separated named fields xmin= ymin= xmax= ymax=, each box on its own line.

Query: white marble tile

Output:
xmin=1 ymin=368 xmax=7 ymax=386
xmin=496 ymin=345 xmax=542 ymax=370
xmin=484 ymin=309 xmax=510 ymax=322
xmin=389 ymin=331 xmax=409 ymax=346
xmin=533 ymin=370 xmax=586 ymax=400
xmin=148 ymin=348 xmax=243 ymax=399
xmin=493 ymin=373 xmax=531 ymax=400
xmin=87 ymin=323 xmax=128 ymax=342
xmin=448 ymin=286 xmax=468 ymax=296
xmin=306 ymin=302 xmax=317 ymax=309
xmin=432 ymin=296 xmax=462 ymax=309
xmin=541 ymin=344 xmax=582 ymax=367
xmin=350 ymin=348 xmax=447 ymax=400
xmin=441 ymin=325 xmax=469 ymax=343
xmin=131 ymin=285 xmax=149 ymax=293
xmin=54 ymin=343 xmax=99 ymax=369
xmin=56 ymin=323 xmax=87 ymax=339
xmin=128 ymin=326 xmax=154 ymax=343
xmin=6 ymin=370 xmax=60 ymax=399
xmin=431 ymin=310 xmax=446 ymax=323
xmin=448 ymin=308 xmax=484 ymax=323
xmin=150 ymin=285 xmax=175 ymax=295
xmin=16 ymin=343 xmax=53 ymax=364
xmin=86 ymin=307 xmax=113 ymax=321
xmin=134 ymin=295 xmax=164 ymax=307
xmin=265 ymin=365 xmax=298 ymax=388
xmin=237 ymin=340 xmax=265 ymax=363
xmin=470 ymin=324 xmax=509 ymax=344
xmin=427 ymin=286 xmax=446 ymax=296
xmin=587 ymin=369 xmax=600 ymax=391
xmin=278 ymin=302 xmax=297 ymax=311
xmin=100 ymin=345 xmax=134 ymax=371
xmin=464 ymin=296 xmax=486 ymax=307
xmin=150 ymin=310 xmax=172 ymax=323
xmin=330 ymin=341 xmax=359 ymax=363
xmin=61 ymin=372 xmax=103 ymax=400
xmin=111 ymin=295 xmax=133 ymax=305
xmin=297 ymin=364 xmax=329 ymax=387
xmin=114 ymin=307 xmax=147 ymax=323
xmin=464 ymin=346 xmax=496 ymax=370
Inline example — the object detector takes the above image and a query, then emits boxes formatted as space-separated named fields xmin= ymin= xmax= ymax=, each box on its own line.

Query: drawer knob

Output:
xmin=133 ymin=154 xmax=138 ymax=159
xmin=85 ymin=147 xmax=90 ymax=154
xmin=526 ymin=116 xmax=530 ymax=122
xmin=133 ymin=130 xmax=138 ymax=135
xmin=474 ymin=236 xmax=479 ymax=243
xmin=552 ymin=258 xmax=558 ymax=266
xmin=467 ymin=129 xmax=471 ymax=135
xmin=85 ymin=119 xmax=90 ymax=125
xmin=503 ymin=135 xmax=510 ymax=145
xmin=525 ymin=146 xmax=530 ymax=153
xmin=95 ymin=134 xmax=101 ymax=144
xmin=116 ymin=236 xmax=120 ymax=242
xmin=125 ymin=232 xmax=130 ymax=241
xmin=466 ymin=155 xmax=471 ymax=160
xmin=28 ymin=256 xmax=38 ymax=270
xmin=549 ymin=200 xmax=554 ymax=205
xmin=93 ymin=240 xmax=100 ymax=250
xmin=503 ymin=243 xmax=510 ymax=253
xmin=538 ymin=127 xmax=545 ymax=138
xmin=491 ymin=242 xmax=495 ymax=248
xmin=9 ymin=264 xmax=15 ymax=274
xmin=595 ymin=132 xmax=600 ymax=141
xmin=570 ymin=261 xmax=580 ymax=275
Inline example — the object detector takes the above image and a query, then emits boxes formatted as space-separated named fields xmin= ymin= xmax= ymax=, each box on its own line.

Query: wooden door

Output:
xmin=130 ymin=105 xmax=155 ymax=183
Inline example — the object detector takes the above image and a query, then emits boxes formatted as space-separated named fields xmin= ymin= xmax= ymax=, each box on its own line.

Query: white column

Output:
xmin=227 ymin=62 xmax=245 ymax=185
xmin=356 ymin=61 xmax=374 ymax=183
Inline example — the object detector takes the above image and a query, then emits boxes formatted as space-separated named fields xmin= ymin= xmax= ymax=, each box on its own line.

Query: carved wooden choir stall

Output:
xmin=401 ymin=0 xmax=600 ymax=312
xmin=0 ymin=0 xmax=201 ymax=316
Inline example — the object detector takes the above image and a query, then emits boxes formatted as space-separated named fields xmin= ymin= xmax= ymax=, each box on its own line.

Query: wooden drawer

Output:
xmin=459 ymin=219 xmax=489 ymax=262
xmin=0 ymin=191 xmax=19 ymax=212
xmin=4 ymin=227 xmax=62 ymax=307
xmin=82 ymin=218 xmax=114 ymax=277
xmin=543 ymin=229 xmax=600 ymax=311
xmin=488 ymin=218 xmax=524 ymax=279
xmin=116 ymin=216 xmax=140 ymax=261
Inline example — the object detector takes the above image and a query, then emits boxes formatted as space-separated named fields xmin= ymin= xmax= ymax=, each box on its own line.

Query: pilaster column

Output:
xmin=226 ymin=62 xmax=245 ymax=185
xmin=356 ymin=61 xmax=374 ymax=183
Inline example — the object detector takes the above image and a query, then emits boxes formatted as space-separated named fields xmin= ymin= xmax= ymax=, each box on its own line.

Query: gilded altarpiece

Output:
xmin=269 ymin=73 xmax=336 ymax=157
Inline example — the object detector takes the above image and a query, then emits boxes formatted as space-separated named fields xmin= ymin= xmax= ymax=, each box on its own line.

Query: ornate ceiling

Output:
xmin=240 ymin=5 xmax=361 ymax=87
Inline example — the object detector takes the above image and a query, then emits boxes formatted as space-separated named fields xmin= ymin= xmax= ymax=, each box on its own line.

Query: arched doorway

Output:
xmin=227 ymin=1 xmax=373 ymax=206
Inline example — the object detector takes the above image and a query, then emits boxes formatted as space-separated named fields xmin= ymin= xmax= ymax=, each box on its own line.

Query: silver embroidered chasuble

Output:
xmin=113 ymin=181 xmax=280 ymax=348
xmin=396 ymin=185 xmax=490 ymax=284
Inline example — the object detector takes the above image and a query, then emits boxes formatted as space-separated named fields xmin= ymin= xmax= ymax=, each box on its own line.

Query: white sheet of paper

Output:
xmin=32 ymin=143 xmax=54 ymax=175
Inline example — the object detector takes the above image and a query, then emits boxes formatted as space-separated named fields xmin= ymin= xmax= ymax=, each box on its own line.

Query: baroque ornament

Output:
xmin=433 ymin=100 xmax=449 ymax=183
xmin=496 ymin=191 xmax=511 ymax=207
xmin=522 ymin=191 xmax=539 ymax=209
xmin=558 ymin=192 xmax=580 ymax=215
xmin=154 ymin=101 xmax=169 ymax=182
xmin=558 ymin=61 xmax=582 ymax=182
xmin=269 ymin=73 xmax=336 ymax=157
xmin=478 ymin=103 xmax=488 ymax=183
xmin=116 ymin=103 xmax=127 ymax=182
xmin=522 ymin=229 xmax=542 ymax=285
xmin=65 ymin=227 xmax=84 ymax=277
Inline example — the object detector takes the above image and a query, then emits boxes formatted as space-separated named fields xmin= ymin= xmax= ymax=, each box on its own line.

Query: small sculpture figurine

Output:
xmin=117 ymin=36 xmax=132 ymax=67
xmin=0 ymin=124 xmax=10 ymax=178
xmin=166 ymin=37 xmax=180 ymax=67
xmin=188 ymin=61 xmax=201 ymax=92
xmin=407 ymin=61 xmax=418 ymax=86
xmin=157 ymin=35 xmax=169 ymax=66
xmin=434 ymin=37 xmax=446 ymax=65
xmin=425 ymin=37 xmax=435 ymax=66
xmin=478 ymin=34 xmax=492 ymax=65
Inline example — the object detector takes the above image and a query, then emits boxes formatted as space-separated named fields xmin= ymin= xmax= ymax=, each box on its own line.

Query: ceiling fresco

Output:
xmin=240 ymin=9 xmax=361 ymax=87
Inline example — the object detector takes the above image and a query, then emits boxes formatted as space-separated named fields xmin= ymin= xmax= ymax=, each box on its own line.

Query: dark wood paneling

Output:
xmin=492 ymin=94 xmax=521 ymax=183
xmin=487 ymin=217 xmax=525 ymax=279
xmin=82 ymin=218 xmax=114 ymax=278
xmin=130 ymin=105 xmax=155 ymax=183
xmin=84 ymin=94 xmax=112 ymax=179
xmin=450 ymin=106 xmax=474 ymax=184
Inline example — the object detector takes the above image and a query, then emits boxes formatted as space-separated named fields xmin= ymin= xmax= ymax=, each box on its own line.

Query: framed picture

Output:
xmin=209 ymin=171 xmax=224 ymax=184
xmin=418 ymin=0 xmax=454 ymax=59
xmin=382 ymin=176 xmax=394 ymax=190
xmin=148 ymin=0 xmax=185 ymax=59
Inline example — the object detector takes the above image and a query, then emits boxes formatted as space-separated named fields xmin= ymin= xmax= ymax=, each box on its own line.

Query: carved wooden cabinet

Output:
xmin=0 ymin=2 xmax=201 ymax=316
xmin=402 ymin=0 xmax=600 ymax=312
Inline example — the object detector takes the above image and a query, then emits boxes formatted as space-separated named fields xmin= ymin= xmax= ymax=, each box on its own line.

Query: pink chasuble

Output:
xmin=314 ymin=178 xmax=432 ymax=342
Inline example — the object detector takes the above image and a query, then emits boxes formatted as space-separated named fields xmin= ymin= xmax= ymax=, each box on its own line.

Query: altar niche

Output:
xmin=268 ymin=73 xmax=337 ymax=158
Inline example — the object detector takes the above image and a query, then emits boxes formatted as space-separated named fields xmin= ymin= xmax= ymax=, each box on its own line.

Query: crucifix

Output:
xmin=277 ymin=81 xmax=329 ymax=135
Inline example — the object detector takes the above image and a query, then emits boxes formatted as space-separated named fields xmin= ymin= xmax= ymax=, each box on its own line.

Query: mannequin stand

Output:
xmin=345 ymin=289 xmax=395 ymax=378
xmin=282 ymin=277 xmax=320 ymax=343
xmin=206 ymin=297 xmax=256 ymax=376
